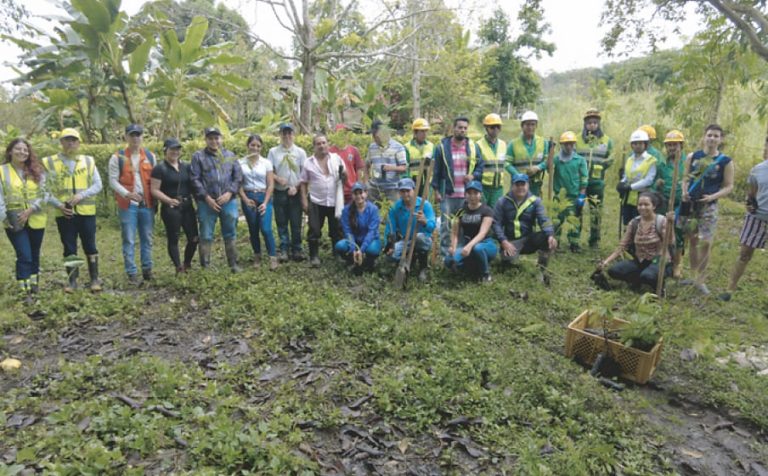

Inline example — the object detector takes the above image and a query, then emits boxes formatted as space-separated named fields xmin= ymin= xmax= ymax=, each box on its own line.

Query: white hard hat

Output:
xmin=520 ymin=110 xmax=539 ymax=123
xmin=630 ymin=129 xmax=650 ymax=143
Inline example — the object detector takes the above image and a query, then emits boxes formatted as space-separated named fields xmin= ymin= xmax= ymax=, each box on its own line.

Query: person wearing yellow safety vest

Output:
xmin=616 ymin=130 xmax=657 ymax=226
xmin=506 ymin=110 xmax=550 ymax=197
xmin=43 ymin=128 xmax=103 ymax=293
xmin=476 ymin=113 xmax=507 ymax=207
xmin=404 ymin=118 xmax=434 ymax=196
xmin=661 ymin=130 xmax=687 ymax=277
xmin=552 ymin=131 xmax=588 ymax=253
xmin=0 ymin=138 xmax=47 ymax=299
xmin=431 ymin=116 xmax=484 ymax=259
xmin=492 ymin=173 xmax=557 ymax=285
xmin=574 ymin=108 xmax=614 ymax=248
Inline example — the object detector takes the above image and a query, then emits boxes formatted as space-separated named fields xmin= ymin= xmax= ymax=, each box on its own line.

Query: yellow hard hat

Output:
xmin=663 ymin=130 xmax=685 ymax=143
xmin=559 ymin=131 xmax=577 ymax=143
xmin=483 ymin=113 xmax=503 ymax=127
xmin=639 ymin=124 xmax=657 ymax=140
xmin=60 ymin=128 xmax=82 ymax=141
xmin=584 ymin=108 xmax=601 ymax=120
xmin=412 ymin=118 xmax=430 ymax=131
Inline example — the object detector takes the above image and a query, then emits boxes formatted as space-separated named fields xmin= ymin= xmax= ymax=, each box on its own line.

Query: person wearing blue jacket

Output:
xmin=430 ymin=116 xmax=484 ymax=259
xmin=384 ymin=178 xmax=436 ymax=281
xmin=335 ymin=182 xmax=381 ymax=274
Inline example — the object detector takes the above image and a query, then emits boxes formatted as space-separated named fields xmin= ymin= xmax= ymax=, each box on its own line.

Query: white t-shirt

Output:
xmin=239 ymin=157 xmax=273 ymax=191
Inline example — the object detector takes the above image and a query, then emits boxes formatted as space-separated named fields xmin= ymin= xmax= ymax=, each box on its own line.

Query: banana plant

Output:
xmin=149 ymin=15 xmax=250 ymax=138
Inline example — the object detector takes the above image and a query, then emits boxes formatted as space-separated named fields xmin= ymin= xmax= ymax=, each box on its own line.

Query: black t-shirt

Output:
xmin=151 ymin=160 xmax=192 ymax=199
xmin=459 ymin=203 xmax=494 ymax=241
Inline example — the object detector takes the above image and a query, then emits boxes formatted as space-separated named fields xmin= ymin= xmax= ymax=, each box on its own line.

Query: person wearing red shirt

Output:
xmin=330 ymin=124 xmax=365 ymax=204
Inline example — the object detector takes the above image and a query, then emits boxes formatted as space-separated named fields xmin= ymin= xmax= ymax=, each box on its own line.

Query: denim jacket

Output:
xmin=190 ymin=148 xmax=242 ymax=200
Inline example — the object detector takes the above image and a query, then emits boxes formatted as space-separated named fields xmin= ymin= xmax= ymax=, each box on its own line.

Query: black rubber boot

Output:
xmin=64 ymin=266 xmax=79 ymax=293
xmin=29 ymin=274 xmax=39 ymax=294
xmin=199 ymin=241 xmax=211 ymax=269
xmin=87 ymin=255 xmax=102 ymax=292
xmin=224 ymin=240 xmax=241 ymax=273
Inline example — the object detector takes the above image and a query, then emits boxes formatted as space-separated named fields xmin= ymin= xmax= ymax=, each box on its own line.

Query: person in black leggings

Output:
xmin=150 ymin=138 xmax=199 ymax=273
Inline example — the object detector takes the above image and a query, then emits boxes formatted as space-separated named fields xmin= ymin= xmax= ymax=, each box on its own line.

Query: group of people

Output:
xmin=1 ymin=110 xmax=765 ymax=301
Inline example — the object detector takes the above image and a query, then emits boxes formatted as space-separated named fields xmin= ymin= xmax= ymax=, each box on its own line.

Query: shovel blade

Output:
xmin=393 ymin=264 xmax=409 ymax=289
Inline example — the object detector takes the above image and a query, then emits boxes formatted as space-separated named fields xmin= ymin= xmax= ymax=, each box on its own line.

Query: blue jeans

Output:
xmin=6 ymin=226 xmax=45 ymax=280
xmin=440 ymin=197 xmax=465 ymax=258
xmin=197 ymin=199 xmax=238 ymax=243
xmin=118 ymin=204 xmax=154 ymax=275
xmin=335 ymin=238 xmax=382 ymax=257
xmin=241 ymin=191 xmax=276 ymax=257
xmin=273 ymin=189 xmax=303 ymax=253
xmin=445 ymin=238 xmax=498 ymax=275
xmin=387 ymin=233 xmax=432 ymax=262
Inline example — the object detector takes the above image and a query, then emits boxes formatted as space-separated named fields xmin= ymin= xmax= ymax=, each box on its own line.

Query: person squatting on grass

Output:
xmin=335 ymin=182 xmax=381 ymax=275
xmin=150 ymin=138 xmax=199 ymax=274
xmin=719 ymin=135 xmax=768 ymax=301
xmin=679 ymin=124 xmax=735 ymax=295
xmin=597 ymin=192 xmax=672 ymax=292
xmin=384 ymin=178 xmax=436 ymax=282
xmin=238 ymin=134 xmax=278 ymax=271
xmin=493 ymin=173 xmax=557 ymax=285
xmin=445 ymin=180 xmax=498 ymax=283
xmin=0 ymin=138 xmax=48 ymax=299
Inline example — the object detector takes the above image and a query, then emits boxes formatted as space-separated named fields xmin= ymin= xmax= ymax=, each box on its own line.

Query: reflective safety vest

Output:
xmin=574 ymin=134 xmax=612 ymax=182
xmin=43 ymin=154 xmax=97 ymax=216
xmin=0 ymin=164 xmax=47 ymax=229
xmin=624 ymin=153 xmax=657 ymax=206
xmin=405 ymin=140 xmax=434 ymax=178
xmin=438 ymin=139 xmax=478 ymax=188
xmin=503 ymin=194 xmax=537 ymax=239
xmin=114 ymin=148 xmax=156 ymax=209
xmin=477 ymin=137 xmax=507 ymax=188
xmin=508 ymin=135 xmax=546 ymax=169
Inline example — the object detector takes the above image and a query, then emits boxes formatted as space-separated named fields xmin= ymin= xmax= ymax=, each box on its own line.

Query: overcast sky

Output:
xmin=0 ymin=0 xmax=702 ymax=83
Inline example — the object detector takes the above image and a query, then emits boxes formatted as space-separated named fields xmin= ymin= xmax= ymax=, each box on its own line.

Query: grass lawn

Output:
xmin=1 ymin=190 xmax=767 ymax=474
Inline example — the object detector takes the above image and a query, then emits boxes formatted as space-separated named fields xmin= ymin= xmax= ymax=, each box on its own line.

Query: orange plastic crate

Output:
xmin=564 ymin=310 xmax=663 ymax=384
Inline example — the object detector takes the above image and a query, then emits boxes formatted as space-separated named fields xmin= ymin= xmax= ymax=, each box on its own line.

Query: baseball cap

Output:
xmin=465 ymin=180 xmax=483 ymax=192
xmin=351 ymin=182 xmax=366 ymax=193
xmin=370 ymin=119 xmax=384 ymax=134
xmin=125 ymin=124 xmax=144 ymax=135
xmin=60 ymin=128 xmax=81 ymax=141
xmin=204 ymin=127 xmax=221 ymax=137
xmin=397 ymin=178 xmax=416 ymax=190
xmin=279 ymin=123 xmax=294 ymax=132
xmin=512 ymin=173 xmax=529 ymax=183
xmin=163 ymin=138 xmax=182 ymax=150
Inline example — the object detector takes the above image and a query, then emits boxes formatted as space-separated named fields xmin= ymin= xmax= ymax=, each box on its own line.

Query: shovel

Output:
xmin=394 ymin=157 xmax=431 ymax=289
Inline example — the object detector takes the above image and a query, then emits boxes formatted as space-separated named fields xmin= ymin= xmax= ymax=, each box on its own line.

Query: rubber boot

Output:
xmin=199 ymin=241 xmax=211 ymax=269
xmin=309 ymin=241 xmax=320 ymax=268
xmin=87 ymin=255 xmax=102 ymax=292
xmin=64 ymin=266 xmax=79 ymax=293
xmin=417 ymin=253 xmax=429 ymax=282
xmin=29 ymin=274 xmax=39 ymax=294
xmin=224 ymin=240 xmax=241 ymax=273
xmin=537 ymin=253 xmax=551 ymax=286
xmin=18 ymin=279 xmax=33 ymax=304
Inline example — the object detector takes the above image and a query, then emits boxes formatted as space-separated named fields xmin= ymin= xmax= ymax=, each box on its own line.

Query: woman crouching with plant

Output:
xmin=334 ymin=182 xmax=380 ymax=274
xmin=596 ymin=192 xmax=671 ymax=292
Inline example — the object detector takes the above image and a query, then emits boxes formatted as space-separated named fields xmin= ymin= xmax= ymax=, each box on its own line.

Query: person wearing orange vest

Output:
xmin=108 ymin=124 xmax=156 ymax=285
xmin=43 ymin=128 xmax=103 ymax=293
xmin=0 ymin=138 xmax=47 ymax=299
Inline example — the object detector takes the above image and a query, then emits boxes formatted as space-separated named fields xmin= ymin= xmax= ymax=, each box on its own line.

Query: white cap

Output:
xmin=520 ymin=110 xmax=539 ymax=123
xmin=630 ymin=130 xmax=650 ymax=142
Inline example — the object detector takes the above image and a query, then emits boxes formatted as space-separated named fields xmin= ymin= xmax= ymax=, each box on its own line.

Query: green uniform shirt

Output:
xmin=553 ymin=152 xmax=588 ymax=198
xmin=653 ymin=150 xmax=685 ymax=204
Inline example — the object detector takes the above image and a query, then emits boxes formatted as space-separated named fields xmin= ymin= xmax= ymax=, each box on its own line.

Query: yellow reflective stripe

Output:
xmin=623 ymin=155 xmax=657 ymax=206
xmin=506 ymin=195 xmax=537 ymax=239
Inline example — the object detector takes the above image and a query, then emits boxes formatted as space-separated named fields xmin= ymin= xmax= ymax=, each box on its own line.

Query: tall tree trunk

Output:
xmin=711 ymin=78 xmax=724 ymax=124
xmin=298 ymin=55 xmax=315 ymax=134
xmin=412 ymin=63 xmax=421 ymax=119
xmin=118 ymin=80 xmax=136 ymax=123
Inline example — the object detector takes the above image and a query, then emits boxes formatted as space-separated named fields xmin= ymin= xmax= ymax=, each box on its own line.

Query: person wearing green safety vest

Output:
xmin=404 ymin=118 xmax=434 ymax=196
xmin=506 ymin=110 xmax=550 ymax=197
xmin=659 ymin=130 xmax=687 ymax=277
xmin=617 ymin=130 xmax=657 ymax=226
xmin=574 ymin=108 xmax=614 ymax=249
xmin=477 ymin=113 xmax=507 ymax=207
xmin=551 ymin=131 xmax=588 ymax=253
xmin=43 ymin=128 xmax=103 ymax=293
xmin=0 ymin=138 xmax=48 ymax=300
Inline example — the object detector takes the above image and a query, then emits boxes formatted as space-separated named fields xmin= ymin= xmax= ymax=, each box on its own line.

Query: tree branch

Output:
xmin=708 ymin=0 xmax=768 ymax=61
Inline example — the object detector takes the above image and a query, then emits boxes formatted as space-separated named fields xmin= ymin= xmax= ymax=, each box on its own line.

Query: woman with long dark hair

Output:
xmin=0 ymin=138 xmax=47 ymax=297
xmin=239 ymin=134 xmax=278 ymax=270
xmin=335 ymin=182 xmax=380 ymax=274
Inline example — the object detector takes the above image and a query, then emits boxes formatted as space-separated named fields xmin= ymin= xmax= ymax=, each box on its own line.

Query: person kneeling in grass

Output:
xmin=597 ymin=192 xmax=671 ymax=293
xmin=335 ymin=182 xmax=381 ymax=275
xmin=445 ymin=181 xmax=498 ymax=283
xmin=719 ymin=136 xmax=768 ymax=301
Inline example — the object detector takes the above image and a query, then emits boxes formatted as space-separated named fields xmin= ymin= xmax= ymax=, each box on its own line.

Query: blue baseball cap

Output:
xmin=351 ymin=182 xmax=366 ymax=193
xmin=465 ymin=180 xmax=483 ymax=192
xmin=279 ymin=123 xmax=294 ymax=132
xmin=163 ymin=138 xmax=182 ymax=150
xmin=204 ymin=127 xmax=221 ymax=137
xmin=397 ymin=178 xmax=416 ymax=190
xmin=125 ymin=124 xmax=143 ymax=135
xmin=512 ymin=173 xmax=529 ymax=183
